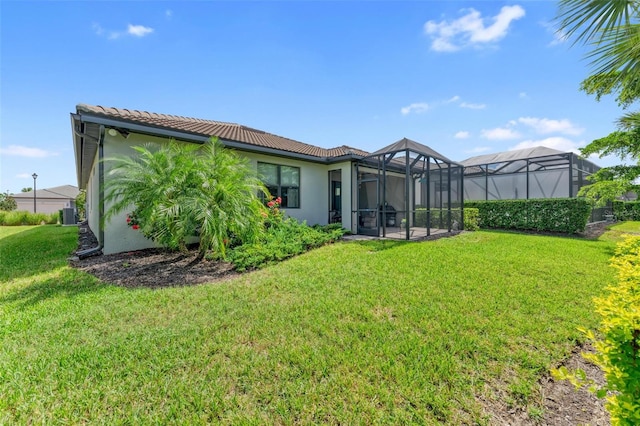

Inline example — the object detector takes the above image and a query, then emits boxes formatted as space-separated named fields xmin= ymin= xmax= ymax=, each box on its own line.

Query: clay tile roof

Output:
xmin=76 ymin=104 xmax=365 ymax=160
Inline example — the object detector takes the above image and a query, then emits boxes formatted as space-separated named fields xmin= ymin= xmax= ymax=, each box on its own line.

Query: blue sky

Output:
xmin=0 ymin=1 xmax=623 ymax=194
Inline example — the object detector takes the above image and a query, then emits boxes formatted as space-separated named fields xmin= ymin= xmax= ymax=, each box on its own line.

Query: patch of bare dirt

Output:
xmin=481 ymin=344 xmax=609 ymax=426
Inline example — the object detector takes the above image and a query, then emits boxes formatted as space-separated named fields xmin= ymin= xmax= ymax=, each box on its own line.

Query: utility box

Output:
xmin=62 ymin=208 xmax=76 ymax=225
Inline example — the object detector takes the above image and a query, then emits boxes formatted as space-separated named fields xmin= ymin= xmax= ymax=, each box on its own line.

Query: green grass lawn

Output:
xmin=1 ymin=224 xmax=633 ymax=424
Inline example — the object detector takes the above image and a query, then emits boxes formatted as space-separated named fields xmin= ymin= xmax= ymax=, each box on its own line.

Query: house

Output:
xmin=460 ymin=146 xmax=600 ymax=201
xmin=12 ymin=185 xmax=80 ymax=214
xmin=71 ymin=104 xmax=463 ymax=254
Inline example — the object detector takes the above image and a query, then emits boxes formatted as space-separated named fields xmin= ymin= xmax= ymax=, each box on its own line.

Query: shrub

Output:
xmin=226 ymin=217 xmax=346 ymax=271
xmin=613 ymin=201 xmax=640 ymax=221
xmin=553 ymin=236 xmax=640 ymax=425
xmin=0 ymin=191 xmax=17 ymax=211
xmin=0 ymin=211 xmax=60 ymax=226
xmin=463 ymin=208 xmax=479 ymax=231
xmin=465 ymin=198 xmax=591 ymax=233
xmin=414 ymin=207 xmax=478 ymax=231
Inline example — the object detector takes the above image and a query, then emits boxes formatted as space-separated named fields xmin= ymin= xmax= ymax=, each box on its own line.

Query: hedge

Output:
xmin=465 ymin=198 xmax=591 ymax=234
xmin=613 ymin=201 xmax=640 ymax=221
xmin=413 ymin=208 xmax=478 ymax=231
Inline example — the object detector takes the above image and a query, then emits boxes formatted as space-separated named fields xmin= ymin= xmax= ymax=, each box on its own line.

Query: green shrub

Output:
xmin=0 ymin=211 xmax=59 ymax=226
xmin=613 ymin=201 xmax=640 ymax=221
xmin=463 ymin=208 xmax=479 ymax=231
xmin=553 ymin=236 xmax=640 ymax=425
xmin=465 ymin=198 xmax=591 ymax=233
xmin=414 ymin=207 xmax=478 ymax=231
xmin=226 ymin=218 xmax=346 ymax=271
xmin=1 ymin=211 xmax=29 ymax=226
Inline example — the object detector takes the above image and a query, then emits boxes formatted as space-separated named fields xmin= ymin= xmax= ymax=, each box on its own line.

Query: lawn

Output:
xmin=0 ymin=224 xmax=633 ymax=424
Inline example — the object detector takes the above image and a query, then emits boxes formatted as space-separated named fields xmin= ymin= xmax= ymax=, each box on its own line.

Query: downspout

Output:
xmin=76 ymin=125 xmax=105 ymax=259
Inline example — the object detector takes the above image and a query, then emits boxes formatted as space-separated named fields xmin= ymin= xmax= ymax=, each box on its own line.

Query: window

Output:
xmin=258 ymin=162 xmax=300 ymax=208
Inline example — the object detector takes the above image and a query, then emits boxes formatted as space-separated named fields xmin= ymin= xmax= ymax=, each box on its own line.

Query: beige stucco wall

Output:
xmin=15 ymin=198 xmax=74 ymax=214
xmin=92 ymin=131 xmax=349 ymax=255
xmin=101 ymin=132 xmax=167 ymax=255
xmin=87 ymin=148 xmax=101 ymax=245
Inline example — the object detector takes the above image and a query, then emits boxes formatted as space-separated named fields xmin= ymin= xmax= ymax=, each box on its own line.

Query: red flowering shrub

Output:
xmin=126 ymin=211 xmax=141 ymax=230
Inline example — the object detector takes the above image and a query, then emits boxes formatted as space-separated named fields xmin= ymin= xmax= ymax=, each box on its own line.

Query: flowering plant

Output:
xmin=126 ymin=211 xmax=141 ymax=230
xmin=264 ymin=196 xmax=284 ymax=228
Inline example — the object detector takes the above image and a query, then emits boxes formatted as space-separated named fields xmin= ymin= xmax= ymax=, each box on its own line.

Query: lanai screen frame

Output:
xmin=355 ymin=143 xmax=464 ymax=240
xmin=462 ymin=151 xmax=599 ymax=201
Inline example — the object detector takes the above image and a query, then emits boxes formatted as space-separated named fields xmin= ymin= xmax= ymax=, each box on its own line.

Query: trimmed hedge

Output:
xmin=613 ymin=200 xmax=640 ymax=221
xmin=413 ymin=208 xmax=479 ymax=231
xmin=465 ymin=198 xmax=591 ymax=234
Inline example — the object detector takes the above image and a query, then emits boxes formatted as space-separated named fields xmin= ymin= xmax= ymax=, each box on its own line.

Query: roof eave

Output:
xmin=74 ymin=111 xmax=349 ymax=164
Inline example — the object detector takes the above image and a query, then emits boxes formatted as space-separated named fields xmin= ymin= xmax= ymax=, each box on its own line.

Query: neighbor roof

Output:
xmin=75 ymin=104 xmax=370 ymax=159
xmin=12 ymin=185 xmax=80 ymax=199
xmin=460 ymin=146 xmax=567 ymax=167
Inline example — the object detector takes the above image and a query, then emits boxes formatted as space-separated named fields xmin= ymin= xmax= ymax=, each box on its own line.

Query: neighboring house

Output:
xmin=71 ymin=104 xmax=463 ymax=254
xmin=460 ymin=147 xmax=600 ymax=201
xmin=12 ymin=185 xmax=80 ymax=214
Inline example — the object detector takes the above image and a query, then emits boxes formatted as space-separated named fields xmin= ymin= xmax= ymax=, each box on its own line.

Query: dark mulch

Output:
xmin=70 ymin=222 xmax=237 ymax=289
xmin=68 ymin=222 xmax=609 ymax=424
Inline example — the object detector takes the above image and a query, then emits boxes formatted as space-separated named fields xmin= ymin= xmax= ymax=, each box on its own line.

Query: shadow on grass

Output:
xmin=0 ymin=225 xmax=77 ymax=282
xmin=0 ymin=267 xmax=105 ymax=309
xmin=354 ymin=240 xmax=409 ymax=252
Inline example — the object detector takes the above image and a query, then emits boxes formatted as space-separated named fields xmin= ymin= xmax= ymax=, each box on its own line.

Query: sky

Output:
xmin=0 ymin=0 xmax=626 ymax=195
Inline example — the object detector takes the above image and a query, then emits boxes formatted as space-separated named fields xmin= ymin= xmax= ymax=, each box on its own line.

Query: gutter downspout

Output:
xmin=76 ymin=125 xmax=105 ymax=259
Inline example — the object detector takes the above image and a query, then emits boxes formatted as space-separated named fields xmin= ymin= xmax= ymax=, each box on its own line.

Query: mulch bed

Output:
xmin=68 ymin=221 xmax=610 ymax=424
xmin=70 ymin=222 xmax=237 ymax=289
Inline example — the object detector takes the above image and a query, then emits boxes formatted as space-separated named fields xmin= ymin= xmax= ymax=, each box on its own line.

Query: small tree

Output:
xmin=0 ymin=191 xmax=17 ymax=211
xmin=20 ymin=187 xmax=32 ymax=193
xmin=104 ymin=137 xmax=267 ymax=259
xmin=557 ymin=1 xmax=640 ymax=205
xmin=75 ymin=190 xmax=86 ymax=220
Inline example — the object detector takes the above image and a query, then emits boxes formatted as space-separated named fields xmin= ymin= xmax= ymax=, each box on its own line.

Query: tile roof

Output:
xmin=76 ymin=104 xmax=369 ymax=160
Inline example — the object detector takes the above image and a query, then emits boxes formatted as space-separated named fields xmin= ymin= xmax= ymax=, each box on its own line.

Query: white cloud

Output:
xmin=401 ymin=102 xmax=429 ymax=115
xmin=465 ymin=146 xmax=491 ymax=154
xmin=460 ymin=102 xmax=486 ymax=110
xmin=481 ymin=127 xmax=521 ymax=140
xmin=519 ymin=92 xmax=528 ymax=99
xmin=0 ymin=145 xmax=58 ymax=158
xmin=16 ymin=173 xmax=32 ymax=179
xmin=446 ymin=95 xmax=461 ymax=103
xmin=93 ymin=23 xmax=154 ymax=39
xmin=128 ymin=24 xmax=154 ymax=37
xmin=510 ymin=137 xmax=584 ymax=153
xmin=165 ymin=9 xmax=173 ymax=18
xmin=517 ymin=117 xmax=584 ymax=135
xmin=454 ymin=131 xmax=470 ymax=139
xmin=424 ymin=5 xmax=525 ymax=52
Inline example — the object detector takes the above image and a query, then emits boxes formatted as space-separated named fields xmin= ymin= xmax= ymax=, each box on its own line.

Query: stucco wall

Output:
xmin=88 ymin=149 xmax=101 ymax=244
xmin=101 ymin=132 xmax=167 ymax=255
xmin=15 ymin=198 xmax=74 ymax=214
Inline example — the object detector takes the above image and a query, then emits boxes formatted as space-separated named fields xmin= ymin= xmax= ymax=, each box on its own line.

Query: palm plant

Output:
xmin=104 ymin=137 xmax=267 ymax=259
xmin=557 ymin=0 xmax=640 ymax=127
